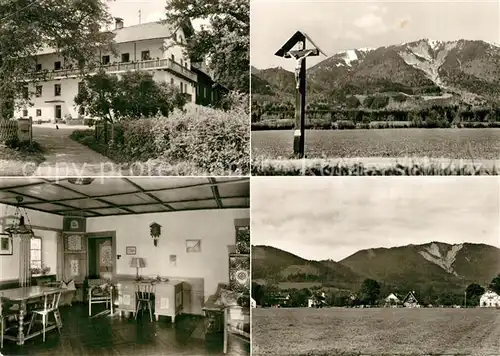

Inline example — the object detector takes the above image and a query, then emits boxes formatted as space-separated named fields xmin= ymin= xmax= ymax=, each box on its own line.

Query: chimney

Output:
xmin=115 ymin=17 xmax=124 ymax=30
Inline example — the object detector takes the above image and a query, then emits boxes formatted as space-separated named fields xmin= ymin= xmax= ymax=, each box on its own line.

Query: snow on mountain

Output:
xmin=418 ymin=242 xmax=463 ymax=276
xmin=398 ymin=39 xmax=458 ymax=87
xmin=339 ymin=50 xmax=358 ymax=67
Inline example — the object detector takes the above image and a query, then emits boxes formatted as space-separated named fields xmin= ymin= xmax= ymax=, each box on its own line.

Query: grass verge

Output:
xmin=251 ymin=157 xmax=498 ymax=176
xmin=0 ymin=141 xmax=46 ymax=175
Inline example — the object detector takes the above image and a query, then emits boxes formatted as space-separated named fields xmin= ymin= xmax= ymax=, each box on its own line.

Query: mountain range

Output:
xmin=252 ymin=38 xmax=500 ymax=107
xmin=252 ymin=242 xmax=500 ymax=294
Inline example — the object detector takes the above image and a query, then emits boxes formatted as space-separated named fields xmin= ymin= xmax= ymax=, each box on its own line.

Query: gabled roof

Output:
xmin=274 ymin=30 xmax=327 ymax=58
xmin=385 ymin=293 xmax=400 ymax=301
xmin=481 ymin=290 xmax=500 ymax=297
xmin=402 ymin=291 xmax=419 ymax=304
xmin=112 ymin=21 xmax=174 ymax=44
xmin=37 ymin=21 xmax=188 ymax=56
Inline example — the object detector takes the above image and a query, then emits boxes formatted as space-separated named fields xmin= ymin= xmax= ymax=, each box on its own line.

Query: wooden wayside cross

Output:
xmin=275 ymin=31 xmax=326 ymax=158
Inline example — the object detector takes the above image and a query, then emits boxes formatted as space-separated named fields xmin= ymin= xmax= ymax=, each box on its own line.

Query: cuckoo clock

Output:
xmin=150 ymin=222 xmax=162 ymax=247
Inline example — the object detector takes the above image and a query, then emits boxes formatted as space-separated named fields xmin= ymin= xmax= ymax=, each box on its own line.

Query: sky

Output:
xmin=104 ymin=0 xmax=207 ymax=30
xmin=251 ymin=0 xmax=500 ymax=71
xmin=251 ymin=177 xmax=500 ymax=261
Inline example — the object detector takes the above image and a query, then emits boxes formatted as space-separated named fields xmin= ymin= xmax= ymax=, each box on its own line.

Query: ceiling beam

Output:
xmin=39 ymin=178 xmax=135 ymax=215
xmin=46 ymin=194 xmax=249 ymax=213
xmin=13 ymin=177 xmax=249 ymax=205
xmin=123 ymin=178 xmax=175 ymax=211
xmin=2 ymin=189 xmax=96 ymax=214
xmin=208 ymin=177 xmax=223 ymax=209
xmin=84 ymin=205 xmax=249 ymax=217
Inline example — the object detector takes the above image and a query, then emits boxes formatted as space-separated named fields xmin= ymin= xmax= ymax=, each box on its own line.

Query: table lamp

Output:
xmin=130 ymin=257 xmax=146 ymax=279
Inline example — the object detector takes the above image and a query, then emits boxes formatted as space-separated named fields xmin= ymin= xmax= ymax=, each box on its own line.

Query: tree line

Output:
xmin=252 ymin=273 xmax=500 ymax=308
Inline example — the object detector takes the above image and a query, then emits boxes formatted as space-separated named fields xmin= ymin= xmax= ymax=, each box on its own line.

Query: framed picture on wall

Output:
xmin=186 ymin=239 xmax=201 ymax=253
xmin=0 ymin=234 xmax=13 ymax=255
xmin=126 ymin=246 xmax=136 ymax=255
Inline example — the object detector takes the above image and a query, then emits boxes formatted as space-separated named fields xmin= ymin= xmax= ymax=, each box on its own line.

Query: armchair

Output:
xmin=87 ymin=278 xmax=114 ymax=317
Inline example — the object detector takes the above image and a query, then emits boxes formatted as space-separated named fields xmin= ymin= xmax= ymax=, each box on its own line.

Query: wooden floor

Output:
xmin=1 ymin=304 xmax=250 ymax=356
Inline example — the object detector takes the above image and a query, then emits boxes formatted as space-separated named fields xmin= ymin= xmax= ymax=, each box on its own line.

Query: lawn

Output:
xmin=252 ymin=307 xmax=500 ymax=356
xmin=252 ymin=128 xmax=500 ymax=159
xmin=0 ymin=142 xmax=46 ymax=176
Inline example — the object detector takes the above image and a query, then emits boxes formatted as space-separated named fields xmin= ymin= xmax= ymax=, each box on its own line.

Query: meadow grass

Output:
xmin=251 ymin=156 xmax=498 ymax=176
xmin=252 ymin=307 xmax=500 ymax=356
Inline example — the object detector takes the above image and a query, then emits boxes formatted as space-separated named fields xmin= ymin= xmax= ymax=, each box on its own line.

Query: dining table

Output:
xmin=1 ymin=285 xmax=64 ymax=345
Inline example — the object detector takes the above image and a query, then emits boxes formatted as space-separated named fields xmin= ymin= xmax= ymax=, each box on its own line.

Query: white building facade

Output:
xmin=480 ymin=290 xmax=500 ymax=307
xmin=15 ymin=19 xmax=197 ymax=122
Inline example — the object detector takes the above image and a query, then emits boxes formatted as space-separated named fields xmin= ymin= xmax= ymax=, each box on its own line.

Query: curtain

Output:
xmin=18 ymin=233 xmax=32 ymax=287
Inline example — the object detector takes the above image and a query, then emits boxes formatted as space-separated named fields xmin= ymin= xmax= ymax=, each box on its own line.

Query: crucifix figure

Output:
xmin=288 ymin=50 xmax=315 ymax=89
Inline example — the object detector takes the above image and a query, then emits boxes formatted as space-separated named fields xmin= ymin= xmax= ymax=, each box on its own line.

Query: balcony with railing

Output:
xmin=31 ymin=58 xmax=197 ymax=82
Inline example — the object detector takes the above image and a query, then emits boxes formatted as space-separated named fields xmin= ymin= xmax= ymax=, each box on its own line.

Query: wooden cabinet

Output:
xmin=116 ymin=281 xmax=137 ymax=316
xmin=116 ymin=280 xmax=183 ymax=323
xmin=155 ymin=280 xmax=183 ymax=323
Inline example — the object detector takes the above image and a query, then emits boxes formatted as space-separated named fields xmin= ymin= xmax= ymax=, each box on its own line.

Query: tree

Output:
xmin=164 ymin=0 xmax=249 ymax=93
xmin=465 ymin=283 xmax=485 ymax=307
xmin=0 ymin=0 xmax=113 ymax=118
xmin=252 ymin=282 xmax=264 ymax=306
xmin=360 ymin=278 xmax=381 ymax=305
xmin=74 ymin=70 xmax=187 ymax=142
xmin=289 ymin=288 xmax=311 ymax=307
xmin=489 ymin=274 xmax=500 ymax=294
xmin=114 ymin=71 xmax=187 ymax=119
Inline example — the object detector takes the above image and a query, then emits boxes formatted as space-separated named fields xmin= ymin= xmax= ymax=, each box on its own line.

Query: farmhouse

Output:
xmin=14 ymin=18 xmax=217 ymax=122
xmin=402 ymin=291 xmax=420 ymax=308
xmin=307 ymin=291 xmax=326 ymax=308
xmin=384 ymin=293 xmax=401 ymax=307
xmin=271 ymin=293 xmax=290 ymax=307
xmin=480 ymin=290 xmax=500 ymax=307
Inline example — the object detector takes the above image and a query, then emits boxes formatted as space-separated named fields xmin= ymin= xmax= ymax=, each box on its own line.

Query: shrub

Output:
xmin=152 ymin=95 xmax=250 ymax=174
xmin=71 ymin=95 xmax=249 ymax=174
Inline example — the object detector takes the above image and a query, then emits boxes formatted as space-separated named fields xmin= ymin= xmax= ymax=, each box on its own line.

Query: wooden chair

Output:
xmin=223 ymin=305 xmax=250 ymax=354
xmin=26 ymin=290 xmax=62 ymax=342
xmin=88 ymin=279 xmax=113 ymax=317
xmin=135 ymin=282 xmax=154 ymax=322
xmin=0 ymin=294 xmax=19 ymax=349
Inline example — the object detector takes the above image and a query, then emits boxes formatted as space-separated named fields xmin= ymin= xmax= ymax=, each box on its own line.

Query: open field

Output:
xmin=252 ymin=157 xmax=499 ymax=175
xmin=252 ymin=307 xmax=500 ymax=356
xmin=252 ymin=128 xmax=500 ymax=159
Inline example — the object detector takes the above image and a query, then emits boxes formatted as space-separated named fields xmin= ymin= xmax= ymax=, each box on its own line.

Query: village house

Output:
xmin=402 ymin=291 xmax=420 ymax=308
xmin=480 ymin=290 xmax=500 ymax=307
xmin=307 ymin=291 xmax=326 ymax=308
xmin=384 ymin=293 xmax=401 ymax=307
xmin=271 ymin=293 xmax=290 ymax=307
xmin=15 ymin=18 xmax=203 ymax=122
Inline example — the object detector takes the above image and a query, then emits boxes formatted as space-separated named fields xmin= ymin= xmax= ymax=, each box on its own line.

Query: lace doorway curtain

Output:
xmin=18 ymin=233 xmax=32 ymax=287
